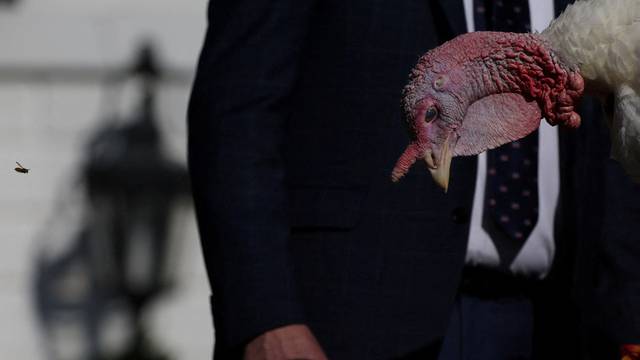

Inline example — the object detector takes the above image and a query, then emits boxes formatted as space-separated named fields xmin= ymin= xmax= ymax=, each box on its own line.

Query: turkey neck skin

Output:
xmin=405 ymin=31 xmax=584 ymax=129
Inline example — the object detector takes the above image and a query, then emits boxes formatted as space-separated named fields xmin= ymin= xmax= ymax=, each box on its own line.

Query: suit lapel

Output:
xmin=554 ymin=0 xmax=572 ymax=16
xmin=436 ymin=0 xmax=468 ymax=36
xmin=437 ymin=0 xmax=570 ymax=35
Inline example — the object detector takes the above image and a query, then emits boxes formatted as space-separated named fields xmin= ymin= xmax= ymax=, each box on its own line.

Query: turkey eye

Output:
xmin=424 ymin=106 xmax=438 ymax=123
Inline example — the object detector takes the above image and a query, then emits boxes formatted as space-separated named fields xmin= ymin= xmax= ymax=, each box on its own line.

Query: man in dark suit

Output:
xmin=187 ymin=0 xmax=640 ymax=359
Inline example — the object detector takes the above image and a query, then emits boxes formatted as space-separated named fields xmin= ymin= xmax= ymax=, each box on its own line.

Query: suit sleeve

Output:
xmin=187 ymin=0 xmax=316 ymax=351
xmin=599 ymin=177 xmax=640 ymax=345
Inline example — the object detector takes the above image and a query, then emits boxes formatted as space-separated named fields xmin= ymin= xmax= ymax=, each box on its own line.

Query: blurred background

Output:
xmin=0 ymin=0 xmax=213 ymax=359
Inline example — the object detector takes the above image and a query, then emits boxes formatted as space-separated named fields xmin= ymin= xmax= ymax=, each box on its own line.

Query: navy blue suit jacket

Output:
xmin=188 ymin=0 xmax=640 ymax=358
xmin=553 ymin=0 xmax=640 ymax=357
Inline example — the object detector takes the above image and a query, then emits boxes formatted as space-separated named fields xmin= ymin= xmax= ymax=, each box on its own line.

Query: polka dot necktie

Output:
xmin=474 ymin=0 xmax=539 ymax=269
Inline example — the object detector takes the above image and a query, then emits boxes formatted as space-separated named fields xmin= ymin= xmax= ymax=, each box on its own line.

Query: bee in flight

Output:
xmin=14 ymin=162 xmax=29 ymax=174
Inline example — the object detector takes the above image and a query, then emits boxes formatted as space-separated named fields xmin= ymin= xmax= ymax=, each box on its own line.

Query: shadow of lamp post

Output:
xmin=34 ymin=43 xmax=190 ymax=360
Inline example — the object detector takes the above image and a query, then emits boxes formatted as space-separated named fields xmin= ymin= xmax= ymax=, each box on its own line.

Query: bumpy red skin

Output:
xmin=393 ymin=32 xmax=584 ymax=181
xmin=489 ymin=33 xmax=584 ymax=127
xmin=403 ymin=32 xmax=584 ymax=128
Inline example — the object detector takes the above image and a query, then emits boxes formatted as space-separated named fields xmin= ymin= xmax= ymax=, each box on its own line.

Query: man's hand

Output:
xmin=244 ymin=324 xmax=328 ymax=360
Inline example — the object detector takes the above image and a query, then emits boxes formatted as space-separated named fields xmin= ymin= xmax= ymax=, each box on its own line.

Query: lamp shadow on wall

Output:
xmin=31 ymin=43 xmax=191 ymax=360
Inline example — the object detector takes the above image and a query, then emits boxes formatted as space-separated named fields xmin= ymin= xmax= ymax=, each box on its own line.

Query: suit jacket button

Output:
xmin=451 ymin=207 xmax=470 ymax=224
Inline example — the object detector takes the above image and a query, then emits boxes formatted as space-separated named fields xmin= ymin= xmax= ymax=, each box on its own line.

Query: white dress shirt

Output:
xmin=462 ymin=0 xmax=559 ymax=278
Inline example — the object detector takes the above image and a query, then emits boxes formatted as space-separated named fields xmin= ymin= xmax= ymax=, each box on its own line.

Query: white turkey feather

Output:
xmin=542 ymin=0 xmax=640 ymax=93
xmin=542 ymin=0 xmax=640 ymax=180
xmin=611 ymin=85 xmax=640 ymax=181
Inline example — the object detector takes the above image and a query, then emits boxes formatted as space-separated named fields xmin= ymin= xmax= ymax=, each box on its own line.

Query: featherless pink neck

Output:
xmin=404 ymin=32 xmax=584 ymax=129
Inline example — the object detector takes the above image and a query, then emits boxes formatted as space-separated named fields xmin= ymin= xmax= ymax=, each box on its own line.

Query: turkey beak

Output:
xmin=425 ymin=134 xmax=456 ymax=192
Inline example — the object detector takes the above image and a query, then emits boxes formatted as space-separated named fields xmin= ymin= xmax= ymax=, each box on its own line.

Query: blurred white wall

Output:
xmin=0 ymin=0 xmax=212 ymax=359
